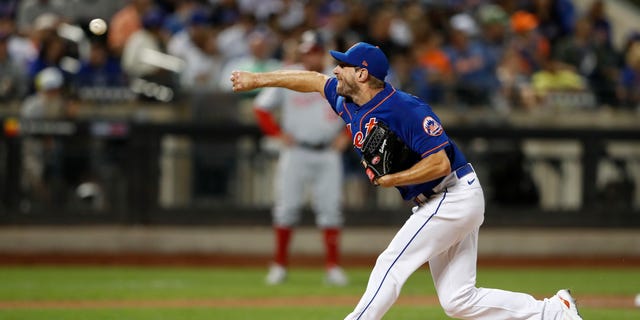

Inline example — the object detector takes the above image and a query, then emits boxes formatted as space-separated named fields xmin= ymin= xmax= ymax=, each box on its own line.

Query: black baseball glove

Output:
xmin=360 ymin=122 xmax=419 ymax=185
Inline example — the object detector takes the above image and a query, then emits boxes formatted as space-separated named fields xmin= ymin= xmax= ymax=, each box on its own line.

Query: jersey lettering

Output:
xmin=354 ymin=131 xmax=364 ymax=149
xmin=365 ymin=118 xmax=377 ymax=135
xmin=353 ymin=117 xmax=378 ymax=149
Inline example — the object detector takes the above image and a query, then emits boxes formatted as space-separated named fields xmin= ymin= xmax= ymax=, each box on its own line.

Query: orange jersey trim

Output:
xmin=421 ymin=141 xmax=449 ymax=158
xmin=358 ymin=88 xmax=396 ymax=132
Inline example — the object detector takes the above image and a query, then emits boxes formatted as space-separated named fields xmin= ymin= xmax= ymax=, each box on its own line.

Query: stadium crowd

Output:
xmin=0 ymin=0 xmax=639 ymax=116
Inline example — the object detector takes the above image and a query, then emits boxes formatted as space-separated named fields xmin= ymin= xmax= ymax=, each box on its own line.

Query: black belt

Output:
xmin=413 ymin=163 xmax=474 ymax=205
xmin=297 ymin=141 xmax=331 ymax=150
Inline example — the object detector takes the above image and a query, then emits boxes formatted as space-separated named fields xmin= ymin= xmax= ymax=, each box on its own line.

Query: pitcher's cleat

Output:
xmin=553 ymin=289 xmax=583 ymax=320
xmin=265 ymin=263 xmax=287 ymax=285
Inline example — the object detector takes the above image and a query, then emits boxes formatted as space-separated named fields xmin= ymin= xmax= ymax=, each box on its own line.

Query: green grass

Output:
xmin=0 ymin=266 xmax=638 ymax=319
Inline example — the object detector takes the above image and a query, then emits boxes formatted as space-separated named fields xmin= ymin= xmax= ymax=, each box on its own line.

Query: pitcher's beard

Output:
xmin=337 ymin=80 xmax=357 ymax=100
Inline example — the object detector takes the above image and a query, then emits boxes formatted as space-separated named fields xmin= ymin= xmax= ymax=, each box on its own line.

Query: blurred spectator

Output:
xmin=387 ymin=46 xmax=430 ymax=101
xmin=317 ymin=0 xmax=360 ymax=51
xmin=531 ymin=57 xmax=587 ymax=108
xmin=122 ymin=7 xmax=180 ymax=102
xmin=0 ymin=4 xmax=15 ymax=34
xmin=15 ymin=0 xmax=66 ymax=35
xmin=216 ymin=13 xmax=256 ymax=61
xmin=526 ymin=0 xmax=575 ymax=46
xmin=108 ymin=0 xmax=154 ymax=56
xmin=477 ymin=3 xmax=511 ymax=110
xmin=621 ymin=32 xmax=640 ymax=61
xmin=477 ymin=3 xmax=509 ymax=64
xmin=274 ymin=0 xmax=307 ymax=32
xmin=497 ymin=45 xmax=536 ymax=110
xmin=27 ymin=33 xmax=72 ymax=93
xmin=0 ymin=1 xmax=17 ymax=19
xmin=209 ymin=0 xmax=241 ymax=27
xmin=219 ymin=28 xmax=281 ymax=94
xmin=362 ymin=6 xmax=406 ymax=57
xmin=121 ymin=8 xmax=169 ymax=78
xmin=586 ymin=0 xmax=612 ymax=49
xmin=508 ymin=10 xmax=550 ymax=76
xmin=168 ymin=8 xmax=223 ymax=91
xmin=532 ymin=58 xmax=585 ymax=93
xmin=617 ymin=41 xmax=640 ymax=109
xmin=163 ymin=0 xmax=200 ymax=35
xmin=20 ymin=67 xmax=79 ymax=209
xmin=18 ymin=12 xmax=62 ymax=70
xmin=445 ymin=13 xmax=500 ymax=108
xmin=20 ymin=67 xmax=63 ymax=206
xmin=0 ymin=31 xmax=26 ymax=102
xmin=415 ymin=30 xmax=452 ymax=104
xmin=74 ymin=40 xmax=127 ymax=90
xmin=21 ymin=67 xmax=75 ymax=119
xmin=554 ymin=16 xmax=620 ymax=106
xmin=552 ymin=16 xmax=592 ymax=72
xmin=2 ymin=10 xmax=38 ymax=71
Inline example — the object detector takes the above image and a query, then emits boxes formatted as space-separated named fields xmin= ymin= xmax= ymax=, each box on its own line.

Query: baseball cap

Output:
xmin=299 ymin=30 xmax=324 ymax=54
xmin=34 ymin=13 xmax=59 ymax=31
xmin=35 ymin=67 xmax=64 ymax=91
xmin=477 ymin=4 xmax=508 ymax=26
xmin=511 ymin=11 xmax=538 ymax=33
xmin=330 ymin=42 xmax=389 ymax=80
xmin=450 ymin=13 xmax=478 ymax=36
xmin=189 ymin=9 xmax=210 ymax=26
xmin=142 ymin=8 xmax=165 ymax=29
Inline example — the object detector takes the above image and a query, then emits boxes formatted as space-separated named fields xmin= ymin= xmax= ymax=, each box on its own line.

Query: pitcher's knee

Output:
xmin=441 ymin=300 xmax=469 ymax=318
xmin=439 ymin=291 xmax=476 ymax=318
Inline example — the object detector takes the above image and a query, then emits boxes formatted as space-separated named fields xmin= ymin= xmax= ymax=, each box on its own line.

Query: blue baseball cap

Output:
xmin=330 ymin=42 xmax=389 ymax=80
xmin=189 ymin=9 xmax=210 ymax=26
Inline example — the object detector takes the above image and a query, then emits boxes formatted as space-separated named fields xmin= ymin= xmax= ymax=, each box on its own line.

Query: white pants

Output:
xmin=273 ymin=146 xmax=343 ymax=227
xmin=345 ymin=169 xmax=565 ymax=319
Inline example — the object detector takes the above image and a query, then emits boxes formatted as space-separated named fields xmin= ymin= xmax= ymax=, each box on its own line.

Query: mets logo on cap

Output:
xmin=423 ymin=116 xmax=443 ymax=136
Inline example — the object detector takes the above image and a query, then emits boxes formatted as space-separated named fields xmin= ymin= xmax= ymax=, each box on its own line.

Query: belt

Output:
xmin=413 ymin=163 xmax=474 ymax=206
xmin=297 ymin=141 xmax=331 ymax=151
xmin=454 ymin=163 xmax=474 ymax=179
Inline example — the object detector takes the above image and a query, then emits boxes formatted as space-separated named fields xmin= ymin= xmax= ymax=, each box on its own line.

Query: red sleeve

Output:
xmin=253 ymin=108 xmax=282 ymax=136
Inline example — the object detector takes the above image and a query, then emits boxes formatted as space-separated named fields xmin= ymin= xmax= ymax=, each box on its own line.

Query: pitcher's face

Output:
xmin=333 ymin=62 xmax=361 ymax=98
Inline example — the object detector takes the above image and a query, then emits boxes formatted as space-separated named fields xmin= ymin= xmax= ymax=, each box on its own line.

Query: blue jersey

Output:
xmin=323 ymin=78 xmax=467 ymax=200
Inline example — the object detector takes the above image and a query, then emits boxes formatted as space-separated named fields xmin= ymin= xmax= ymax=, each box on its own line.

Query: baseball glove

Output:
xmin=360 ymin=122 xmax=419 ymax=184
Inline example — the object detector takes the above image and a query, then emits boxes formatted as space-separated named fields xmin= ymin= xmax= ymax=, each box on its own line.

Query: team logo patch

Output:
xmin=372 ymin=155 xmax=381 ymax=165
xmin=423 ymin=116 xmax=443 ymax=136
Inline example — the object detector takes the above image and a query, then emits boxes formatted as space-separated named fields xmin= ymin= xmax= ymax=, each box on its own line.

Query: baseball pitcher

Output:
xmin=230 ymin=42 xmax=582 ymax=320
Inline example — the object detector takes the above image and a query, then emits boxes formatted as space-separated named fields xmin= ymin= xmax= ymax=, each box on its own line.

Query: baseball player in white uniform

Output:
xmin=231 ymin=42 xmax=582 ymax=319
xmin=253 ymin=30 xmax=351 ymax=286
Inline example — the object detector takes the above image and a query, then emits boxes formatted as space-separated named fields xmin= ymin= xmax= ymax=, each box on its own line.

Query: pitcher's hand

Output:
xmin=230 ymin=71 xmax=257 ymax=92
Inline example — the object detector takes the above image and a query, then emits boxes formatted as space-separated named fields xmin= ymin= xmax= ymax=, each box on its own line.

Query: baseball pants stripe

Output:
xmin=353 ymin=190 xmax=448 ymax=320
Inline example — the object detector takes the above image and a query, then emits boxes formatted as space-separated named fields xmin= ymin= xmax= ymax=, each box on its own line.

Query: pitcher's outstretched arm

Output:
xmin=230 ymin=70 xmax=329 ymax=97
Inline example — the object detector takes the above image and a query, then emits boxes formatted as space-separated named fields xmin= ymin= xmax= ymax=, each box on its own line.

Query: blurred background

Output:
xmin=0 ymin=0 xmax=639 ymax=263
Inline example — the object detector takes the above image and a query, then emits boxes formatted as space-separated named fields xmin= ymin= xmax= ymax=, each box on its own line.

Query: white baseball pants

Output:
xmin=273 ymin=146 xmax=343 ymax=227
xmin=345 ymin=168 xmax=566 ymax=319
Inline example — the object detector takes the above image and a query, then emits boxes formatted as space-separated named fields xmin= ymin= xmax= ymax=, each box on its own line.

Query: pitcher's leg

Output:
xmin=429 ymin=228 xmax=563 ymax=319
xmin=345 ymin=193 xmax=457 ymax=320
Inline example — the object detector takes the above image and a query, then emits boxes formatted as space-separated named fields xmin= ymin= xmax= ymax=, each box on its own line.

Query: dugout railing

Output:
xmin=0 ymin=116 xmax=639 ymax=228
